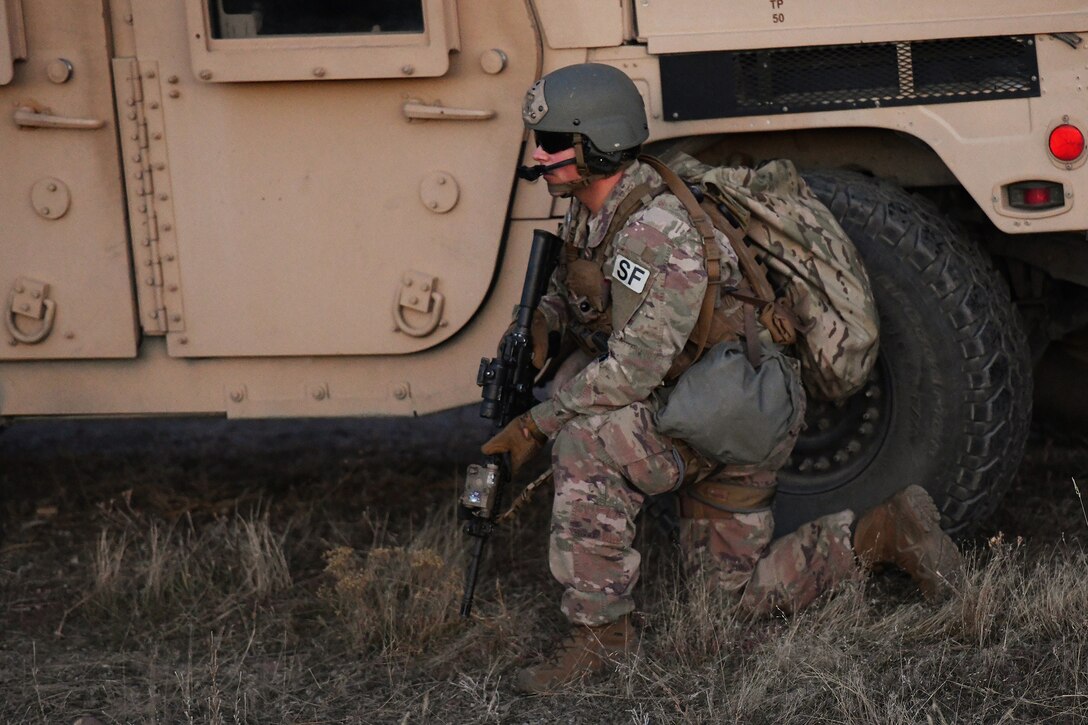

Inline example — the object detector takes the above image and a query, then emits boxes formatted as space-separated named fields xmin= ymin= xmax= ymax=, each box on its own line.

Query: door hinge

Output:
xmin=113 ymin=58 xmax=185 ymax=335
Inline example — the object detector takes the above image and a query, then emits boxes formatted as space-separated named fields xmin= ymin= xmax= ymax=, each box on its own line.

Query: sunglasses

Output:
xmin=534 ymin=130 xmax=576 ymax=154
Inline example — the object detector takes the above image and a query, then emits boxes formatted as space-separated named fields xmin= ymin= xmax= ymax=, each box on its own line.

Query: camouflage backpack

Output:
xmin=657 ymin=152 xmax=880 ymax=402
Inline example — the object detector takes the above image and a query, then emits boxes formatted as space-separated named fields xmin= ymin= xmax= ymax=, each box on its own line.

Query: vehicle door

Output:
xmin=124 ymin=0 xmax=538 ymax=357
xmin=0 ymin=0 xmax=137 ymax=359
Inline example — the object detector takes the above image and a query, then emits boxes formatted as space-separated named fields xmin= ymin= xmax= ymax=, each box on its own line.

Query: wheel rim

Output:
xmin=778 ymin=356 xmax=893 ymax=495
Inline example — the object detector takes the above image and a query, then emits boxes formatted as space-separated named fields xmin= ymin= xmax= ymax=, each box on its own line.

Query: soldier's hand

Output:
xmin=482 ymin=413 xmax=547 ymax=473
xmin=503 ymin=310 xmax=552 ymax=369
xmin=530 ymin=310 xmax=551 ymax=369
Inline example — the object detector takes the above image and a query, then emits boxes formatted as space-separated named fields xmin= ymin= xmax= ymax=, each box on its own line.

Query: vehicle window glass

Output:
xmin=210 ymin=0 xmax=425 ymax=39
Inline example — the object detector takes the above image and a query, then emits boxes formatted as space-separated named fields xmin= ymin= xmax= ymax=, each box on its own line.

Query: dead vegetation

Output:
xmin=1 ymin=413 xmax=1086 ymax=724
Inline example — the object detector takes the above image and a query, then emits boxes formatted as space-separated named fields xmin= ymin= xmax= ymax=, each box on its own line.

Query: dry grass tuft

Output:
xmin=320 ymin=540 xmax=460 ymax=655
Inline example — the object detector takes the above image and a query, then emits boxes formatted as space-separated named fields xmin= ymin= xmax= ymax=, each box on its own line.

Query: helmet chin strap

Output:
xmin=543 ymin=134 xmax=607 ymax=197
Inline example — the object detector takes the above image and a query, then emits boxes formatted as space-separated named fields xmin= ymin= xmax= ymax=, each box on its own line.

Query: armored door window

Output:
xmin=210 ymin=1 xmax=424 ymax=39
xmin=185 ymin=0 xmax=455 ymax=81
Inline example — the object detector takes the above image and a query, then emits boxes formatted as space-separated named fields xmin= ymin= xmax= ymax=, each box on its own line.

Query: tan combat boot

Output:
xmin=853 ymin=485 xmax=964 ymax=601
xmin=514 ymin=615 xmax=636 ymax=694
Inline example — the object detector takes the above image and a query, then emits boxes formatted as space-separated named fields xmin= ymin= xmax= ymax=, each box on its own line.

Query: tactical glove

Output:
xmin=504 ymin=310 xmax=553 ymax=370
xmin=481 ymin=413 xmax=547 ymax=473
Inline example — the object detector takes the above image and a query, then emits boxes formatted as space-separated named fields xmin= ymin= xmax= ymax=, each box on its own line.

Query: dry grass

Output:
xmin=1 ymin=415 xmax=1086 ymax=723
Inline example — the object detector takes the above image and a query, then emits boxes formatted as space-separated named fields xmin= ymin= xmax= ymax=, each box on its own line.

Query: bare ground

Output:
xmin=1 ymin=409 xmax=1086 ymax=724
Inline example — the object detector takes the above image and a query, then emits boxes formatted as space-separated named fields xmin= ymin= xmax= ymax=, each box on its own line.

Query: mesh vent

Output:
xmin=661 ymin=35 xmax=1040 ymax=121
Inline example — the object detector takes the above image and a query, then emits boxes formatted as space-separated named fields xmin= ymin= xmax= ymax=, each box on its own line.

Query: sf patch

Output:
xmin=613 ymin=254 xmax=651 ymax=294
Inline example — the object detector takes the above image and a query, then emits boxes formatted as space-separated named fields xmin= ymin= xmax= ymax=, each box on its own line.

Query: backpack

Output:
xmin=644 ymin=153 xmax=880 ymax=402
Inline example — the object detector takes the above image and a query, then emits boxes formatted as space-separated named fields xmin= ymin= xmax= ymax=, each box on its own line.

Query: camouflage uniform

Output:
xmin=529 ymin=159 xmax=859 ymax=626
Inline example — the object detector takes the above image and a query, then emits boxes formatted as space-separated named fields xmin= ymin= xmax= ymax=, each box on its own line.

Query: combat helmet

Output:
xmin=522 ymin=63 xmax=649 ymax=193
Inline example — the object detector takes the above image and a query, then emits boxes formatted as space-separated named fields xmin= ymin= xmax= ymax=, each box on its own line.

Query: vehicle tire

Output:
xmin=771 ymin=171 xmax=1032 ymax=537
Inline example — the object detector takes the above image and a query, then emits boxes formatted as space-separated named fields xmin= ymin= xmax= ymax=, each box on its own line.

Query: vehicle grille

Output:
xmin=660 ymin=35 xmax=1040 ymax=121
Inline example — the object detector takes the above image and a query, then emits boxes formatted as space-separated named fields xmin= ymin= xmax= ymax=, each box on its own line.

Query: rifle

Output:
xmin=459 ymin=228 xmax=562 ymax=619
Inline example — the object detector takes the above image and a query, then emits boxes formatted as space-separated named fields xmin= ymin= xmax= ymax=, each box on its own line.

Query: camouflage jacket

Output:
xmin=530 ymin=160 xmax=743 ymax=437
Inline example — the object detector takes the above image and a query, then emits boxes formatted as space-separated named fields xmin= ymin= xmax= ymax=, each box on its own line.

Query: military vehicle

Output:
xmin=3 ymin=0 xmax=1086 ymax=534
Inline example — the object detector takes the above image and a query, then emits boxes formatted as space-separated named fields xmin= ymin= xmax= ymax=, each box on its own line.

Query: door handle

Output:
xmin=402 ymin=101 xmax=494 ymax=121
xmin=14 ymin=106 xmax=104 ymax=129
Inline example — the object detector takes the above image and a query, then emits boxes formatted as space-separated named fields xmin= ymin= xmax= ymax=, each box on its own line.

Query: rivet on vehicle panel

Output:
xmin=1064 ymin=115 xmax=1070 ymax=123
xmin=199 ymin=70 xmax=212 ymax=80
xmin=64 ymin=331 xmax=74 ymax=340
xmin=46 ymin=182 xmax=57 ymax=192
xmin=146 ymin=277 xmax=155 ymax=285
xmin=230 ymin=389 xmax=245 ymax=403
xmin=131 ymin=154 xmax=141 ymax=163
xmin=158 ymin=193 xmax=168 ymax=201
xmin=313 ymin=67 xmax=326 ymax=77
xmin=39 ymin=207 xmax=49 ymax=216
xmin=428 ymin=201 xmax=438 ymax=209
xmin=155 ymin=163 xmax=165 ymax=171
xmin=149 ymin=102 xmax=159 ymax=110
xmin=162 ymin=222 xmax=172 ymax=231
xmin=8 ymin=338 xmax=17 ymax=346
xmin=401 ymin=65 xmax=415 ymax=75
xmin=146 ymin=70 xmax=156 ymax=79
xmin=439 ymin=319 xmax=449 ymax=327
xmin=149 ymin=310 xmax=159 ymax=318
xmin=124 ymin=13 xmax=133 ymax=23
xmin=178 ymin=336 xmax=188 ymax=345
xmin=138 ymin=204 xmax=146 ymax=213
xmin=127 ymin=98 xmax=136 ymax=107
xmin=14 ymin=284 xmax=23 ymax=293
xmin=409 ymin=296 xmax=419 ymax=305
xmin=127 ymin=111 xmax=137 ymax=120
xmin=165 ymin=254 xmax=175 ymax=262
xmin=168 ymin=285 xmax=178 ymax=292
xmin=393 ymin=385 xmax=409 ymax=400
xmin=403 ymin=276 xmax=413 ymax=286
xmin=171 ymin=314 xmax=182 ymax=323
xmin=153 ymin=133 xmax=162 ymax=140
xmin=421 ymin=283 xmax=431 ymax=292
xmin=144 ymin=259 xmax=152 ymax=266
xmin=168 ymin=75 xmax=179 ymax=84
xmin=141 ymin=239 xmax=150 ymax=247
xmin=168 ymin=90 xmax=180 ymax=99
xmin=19 ymin=303 xmax=29 ymax=312
xmin=312 ymin=388 xmax=327 ymax=401
xmin=131 ymin=133 xmax=139 ymax=140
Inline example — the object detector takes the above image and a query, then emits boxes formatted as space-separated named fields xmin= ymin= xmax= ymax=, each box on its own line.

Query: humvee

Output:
xmin=3 ymin=0 xmax=1086 ymax=534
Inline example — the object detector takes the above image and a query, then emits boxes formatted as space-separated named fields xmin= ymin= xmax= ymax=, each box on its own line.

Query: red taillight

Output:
xmin=1022 ymin=186 xmax=1053 ymax=206
xmin=1006 ymin=181 xmax=1065 ymax=210
xmin=1049 ymin=124 xmax=1085 ymax=161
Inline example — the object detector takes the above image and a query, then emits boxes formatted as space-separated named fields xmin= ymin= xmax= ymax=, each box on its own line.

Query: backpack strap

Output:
xmin=701 ymin=202 xmax=798 ymax=346
xmin=639 ymin=155 xmax=721 ymax=365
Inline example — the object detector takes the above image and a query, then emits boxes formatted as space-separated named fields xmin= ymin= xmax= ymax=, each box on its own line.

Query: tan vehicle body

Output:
xmin=1 ymin=0 xmax=1086 ymax=421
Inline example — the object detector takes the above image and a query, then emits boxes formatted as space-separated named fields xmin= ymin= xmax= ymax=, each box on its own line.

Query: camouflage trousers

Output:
xmin=679 ymin=470 xmax=859 ymax=615
xmin=549 ymin=400 xmax=859 ymax=626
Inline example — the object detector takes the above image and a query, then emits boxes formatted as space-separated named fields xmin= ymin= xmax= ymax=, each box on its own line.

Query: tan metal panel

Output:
xmin=637 ymin=1 xmax=1088 ymax=53
xmin=0 ymin=220 xmax=553 ymax=418
xmin=125 ymin=0 xmax=536 ymax=358
xmin=0 ymin=0 xmax=138 ymax=359
xmin=532 ymin=0 xmax=624 ymax=50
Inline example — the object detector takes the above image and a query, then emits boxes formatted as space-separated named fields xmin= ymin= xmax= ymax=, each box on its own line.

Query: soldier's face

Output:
xmin=531 ymin=144 xmax=578 ymax=184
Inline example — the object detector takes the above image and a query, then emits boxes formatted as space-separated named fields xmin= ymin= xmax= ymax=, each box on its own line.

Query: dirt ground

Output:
xmin=1 ymin=408 xmax=1086 ymax=723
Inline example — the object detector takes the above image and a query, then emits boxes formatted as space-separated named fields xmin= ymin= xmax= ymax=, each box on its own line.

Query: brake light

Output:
xmin=1049 ymin=124 xmax=1085 ymax=162
xmin=1006 ymin=181 xmax=1065 ymax=211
